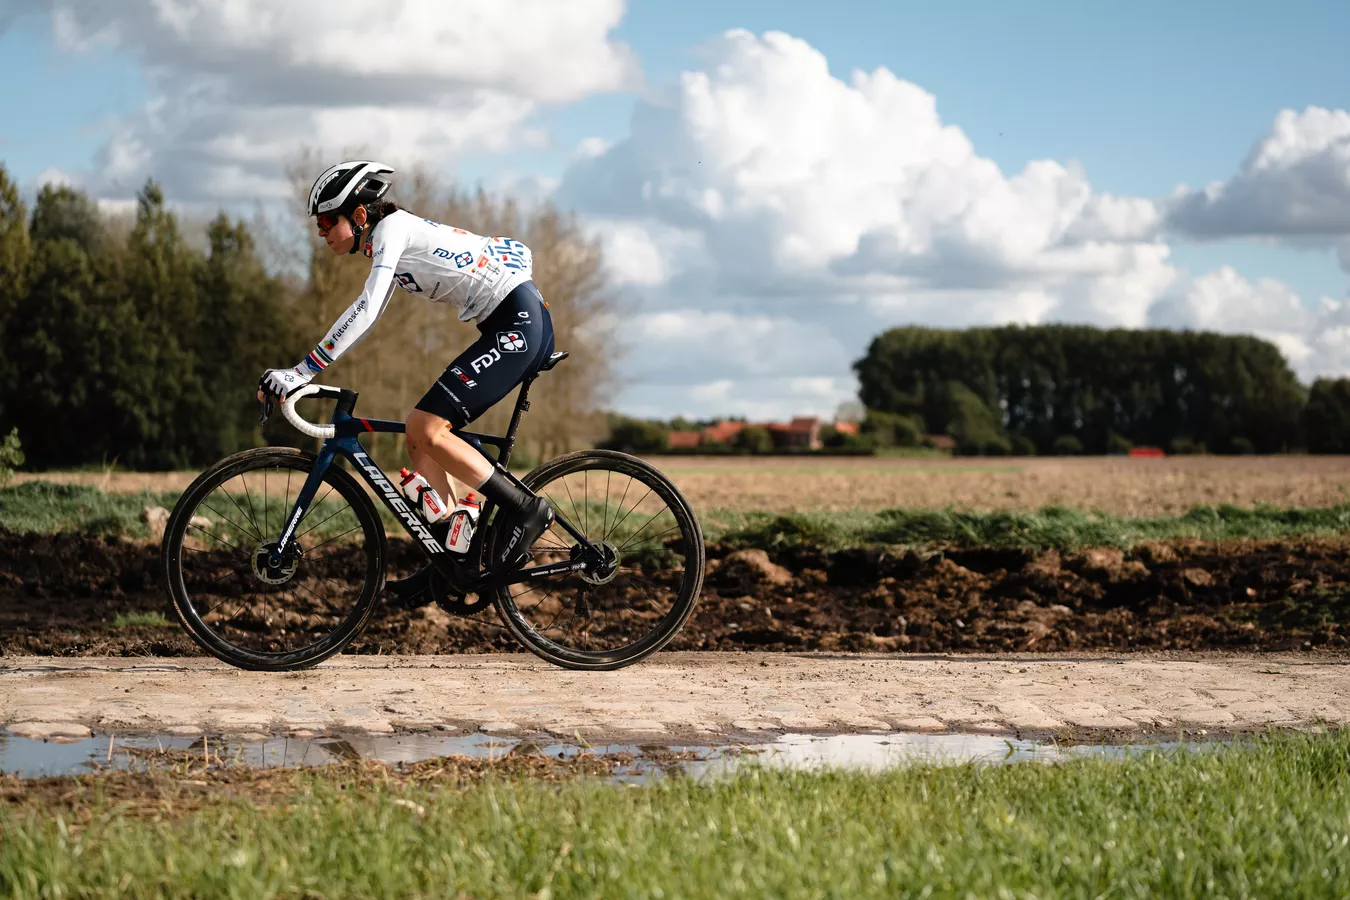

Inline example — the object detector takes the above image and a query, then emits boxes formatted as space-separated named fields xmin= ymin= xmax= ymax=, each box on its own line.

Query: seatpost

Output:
xmin=500 ymin=377 xmax=534 ymax=468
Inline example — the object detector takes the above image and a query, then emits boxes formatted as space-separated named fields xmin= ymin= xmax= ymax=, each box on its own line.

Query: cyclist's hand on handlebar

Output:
xmin=258 ymin=366 xmax=312 ymax=403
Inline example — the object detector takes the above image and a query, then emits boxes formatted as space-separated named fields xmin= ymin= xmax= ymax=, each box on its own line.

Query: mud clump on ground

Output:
xmin=1 ymin=529 xmax=1347 ymax=657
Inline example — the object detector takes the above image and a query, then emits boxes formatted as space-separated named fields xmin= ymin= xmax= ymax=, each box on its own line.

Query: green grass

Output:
xmin=3 ymin=482 xmax=1348 ymax=552
xmin=110 ymin=611 xmax=173 ymax=629
xmin=706 ymin=502 xmax=1350 ymax=550
xmin=0 ymin=482 xmax=183 ymax=538
xmin=3 ymin=732 xmax=1350 ymax=898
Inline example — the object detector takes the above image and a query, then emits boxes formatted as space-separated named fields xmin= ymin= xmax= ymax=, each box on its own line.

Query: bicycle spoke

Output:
xmin=603 ymin=487 xmax=654 ymax=543
xmin=198 ymin=501 xmax=261 ymax=546
xmin=601 ymin=470 xmax=612 ymax=540
xmin=617 ymin=523 xmax=683 ymax=554
xmin=560 ymin=477 xmax=586 ymax=540
xmin=239 ymin=473 xmax=262 ymax=539
xmin=293 ymin=489 xmax=346 ymax=541
xmin=217 ymin=485 xmax=263 ymax=542
xmin=188 ymin=523 xmax=245 ymax=554
xmin=613 ymin=506 xmax=673 ymax=551
xmin=604 ymin=475 xmax=635 ymax=543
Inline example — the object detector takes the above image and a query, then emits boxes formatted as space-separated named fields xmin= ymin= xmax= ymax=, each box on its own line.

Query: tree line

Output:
xmin=0 ymin=162 xmax=615 ymax=472
xmin=855 ymin=325 xmax=1350 ymax=455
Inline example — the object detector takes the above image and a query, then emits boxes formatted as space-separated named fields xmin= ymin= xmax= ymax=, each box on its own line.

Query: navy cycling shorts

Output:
xmin=414 ymin=280 xmax=555 ymax=429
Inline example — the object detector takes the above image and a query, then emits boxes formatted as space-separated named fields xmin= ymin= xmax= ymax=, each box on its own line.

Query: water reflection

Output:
xmin=0 ymin=729 xmax=1198 ymax=781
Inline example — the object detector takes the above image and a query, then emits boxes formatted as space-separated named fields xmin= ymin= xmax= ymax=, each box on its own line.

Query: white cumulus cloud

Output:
xmin=21 ymin=0 xmax=636 ymax=201
xmin=1167 ymin=107 xmax=1350 ymax=240
xmin=1149 ymin=267 xmax=1350 ymax=380
xmin=557 ymin=29 xmax=1190 ymax=417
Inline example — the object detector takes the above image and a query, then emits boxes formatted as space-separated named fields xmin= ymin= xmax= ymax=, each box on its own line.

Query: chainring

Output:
xmin=430 ymin=566 xmax=493 ymax=616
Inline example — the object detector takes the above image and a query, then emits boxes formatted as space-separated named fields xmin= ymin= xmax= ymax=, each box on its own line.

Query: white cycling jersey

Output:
xmin=301 ymin=210 xmax=533 ymax=376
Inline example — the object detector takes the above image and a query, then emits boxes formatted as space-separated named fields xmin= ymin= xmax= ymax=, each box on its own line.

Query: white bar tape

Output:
xmin=280 ymin=384 xmax=337 ymax=440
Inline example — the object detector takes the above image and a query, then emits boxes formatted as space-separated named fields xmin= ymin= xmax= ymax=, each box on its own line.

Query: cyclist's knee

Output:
xmin=405 ymin=410 xmax=447 ymax=452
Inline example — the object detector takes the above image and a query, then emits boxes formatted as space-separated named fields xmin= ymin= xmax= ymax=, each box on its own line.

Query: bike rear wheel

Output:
xmin=490 ymin=450 xmax=704 ymax=670
xmin=162 ymin=447 xmax=386 ymax=671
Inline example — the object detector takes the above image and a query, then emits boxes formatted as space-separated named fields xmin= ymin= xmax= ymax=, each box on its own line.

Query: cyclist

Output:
xmin=258 ymin=160 xmax=554 ymax=605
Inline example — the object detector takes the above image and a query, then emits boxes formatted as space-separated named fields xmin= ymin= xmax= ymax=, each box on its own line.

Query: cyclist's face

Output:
xmin=316 ymin=211 xmax=353 ymax=254
xmin=315 ymin=206 xmax=366 ymax=255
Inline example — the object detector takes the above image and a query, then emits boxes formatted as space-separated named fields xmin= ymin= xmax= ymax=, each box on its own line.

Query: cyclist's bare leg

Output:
xmin=405 ymin=410 xmax=493 ymax=502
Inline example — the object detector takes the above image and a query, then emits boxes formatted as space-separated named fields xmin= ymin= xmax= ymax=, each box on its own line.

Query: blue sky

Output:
xmin=4 ymin=2 xmax=1349 ymax=416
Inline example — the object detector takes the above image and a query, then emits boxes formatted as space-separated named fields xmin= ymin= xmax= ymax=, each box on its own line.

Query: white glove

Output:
xmin=259 ymin=366 xmax=312 ymax=399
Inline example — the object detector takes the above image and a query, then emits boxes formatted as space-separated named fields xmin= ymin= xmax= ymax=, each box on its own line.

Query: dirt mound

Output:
xmin=1 ymin=529 xmax=1347 ymax=657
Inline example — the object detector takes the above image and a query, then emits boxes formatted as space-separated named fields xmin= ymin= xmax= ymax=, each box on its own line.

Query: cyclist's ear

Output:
xmin=351 ymin=205 xmax=368 ymax=227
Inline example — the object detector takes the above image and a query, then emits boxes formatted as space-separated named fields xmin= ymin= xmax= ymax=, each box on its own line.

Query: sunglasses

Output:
xmin=315 ymin=212 xmax=340 ymax=232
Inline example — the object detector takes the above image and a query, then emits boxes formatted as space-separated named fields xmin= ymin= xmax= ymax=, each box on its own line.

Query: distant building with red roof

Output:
xmin=700 ymin=420 xmax=746 ymax=445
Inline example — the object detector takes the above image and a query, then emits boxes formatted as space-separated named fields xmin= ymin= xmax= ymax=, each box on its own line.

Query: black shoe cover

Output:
xmin=495 ymin=497 xmax=554 ymax=571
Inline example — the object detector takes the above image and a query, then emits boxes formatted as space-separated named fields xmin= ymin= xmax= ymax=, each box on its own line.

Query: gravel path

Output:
xmin=2 ymin=652 xmax=1347 ymax=742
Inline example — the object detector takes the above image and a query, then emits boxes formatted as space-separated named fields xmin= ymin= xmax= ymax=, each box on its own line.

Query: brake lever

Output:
xmin=259 ymin=394 xmax=274 ymax=425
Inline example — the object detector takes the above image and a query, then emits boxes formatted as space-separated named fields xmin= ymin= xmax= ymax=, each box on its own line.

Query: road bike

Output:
xmin=161 ymin=350 xmax=704 ymax=671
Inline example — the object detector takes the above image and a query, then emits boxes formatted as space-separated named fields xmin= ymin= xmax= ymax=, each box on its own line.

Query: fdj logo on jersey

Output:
xmin=394 ymin=272 xmax=422 ymax=292
xmin=453 ymin=251 xmax=473 ymax=268
xmin=497 ymin=332 xmax=527 ymax=353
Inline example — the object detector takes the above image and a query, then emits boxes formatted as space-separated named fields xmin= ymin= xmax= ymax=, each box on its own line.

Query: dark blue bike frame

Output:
xmin=265 ymin=379 xmax=600 ymax=592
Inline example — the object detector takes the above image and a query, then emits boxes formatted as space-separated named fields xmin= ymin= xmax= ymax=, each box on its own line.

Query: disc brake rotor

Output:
xmin=578 ymin=541 xmax=620 ymax=586
xmin=251 ymin=541 xmax=299 ymax=586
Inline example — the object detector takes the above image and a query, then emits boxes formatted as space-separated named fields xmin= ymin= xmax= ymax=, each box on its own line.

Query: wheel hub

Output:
xmin=578 ymin=540 xmax=620 ymax=586
xmin=252 ymin=541 xmax=299 ymax=586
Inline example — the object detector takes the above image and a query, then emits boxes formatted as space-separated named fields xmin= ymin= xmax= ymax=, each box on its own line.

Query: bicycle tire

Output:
xmin=489 ymin=449 xmax=705 ymax=670
xmin=162 ymin=447 xmax=387 ymax=671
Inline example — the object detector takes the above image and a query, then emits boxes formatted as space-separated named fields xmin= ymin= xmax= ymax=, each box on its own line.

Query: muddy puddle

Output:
xmin=0 ymin=730 xmax=1203 ymax=782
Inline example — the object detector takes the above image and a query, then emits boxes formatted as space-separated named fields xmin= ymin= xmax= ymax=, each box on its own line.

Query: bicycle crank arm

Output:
xmin=457 ymin=558 xmax=590 ymax=593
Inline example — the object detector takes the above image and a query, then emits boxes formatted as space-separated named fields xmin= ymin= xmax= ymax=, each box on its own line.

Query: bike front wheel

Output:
xmin=162 ymin=447 xmax=387 ymax=671
xmin=490 ymin=450 xmax=705 ymax=670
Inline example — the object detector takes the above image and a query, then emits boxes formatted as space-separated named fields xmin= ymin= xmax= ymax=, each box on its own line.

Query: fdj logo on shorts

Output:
xmin=497 ymin=332 xmax=527 ymax=353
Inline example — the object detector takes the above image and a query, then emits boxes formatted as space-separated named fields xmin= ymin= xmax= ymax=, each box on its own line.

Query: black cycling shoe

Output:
xmin=385 ymin=554 xmax=477 ymax=609
xmin=494 ymin=497 xmax=554 ymax=572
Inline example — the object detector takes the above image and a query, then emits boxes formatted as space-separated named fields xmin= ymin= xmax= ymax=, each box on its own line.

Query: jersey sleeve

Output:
xmin=300 ymin=217 xmax=411 ymax=375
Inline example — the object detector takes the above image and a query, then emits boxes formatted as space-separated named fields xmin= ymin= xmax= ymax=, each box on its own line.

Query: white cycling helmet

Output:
xmin=308 ymin=160 xmax=395 ymax=253
xmin=308 ymin=159 xmax=395 ymax=216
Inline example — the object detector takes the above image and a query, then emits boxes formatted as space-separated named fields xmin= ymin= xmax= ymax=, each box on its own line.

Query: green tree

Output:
xmin=0 ymin=166 xmax=31 ymax=433
xmin=6 ymin=200 xmax=115 ymax=466
xmin=855 ymin=324 xmax=1305 ymax=454
xmin=860 ymin=410 xmax=921 ymax=447
xmin=601 ymin=414 xmax=669 ymax=453
xmin=944 ymin=381 xmax=1010 ymax=456
xmin=1303 ymin=378 xmax=1350 ymax=453
xmin=0 ymin=428 xmax=23 ymax=485
xmin=735 ymin=425 xmax=774 ymax=454
xmin=116 ymin=180 xmax=208 ymax=468
xmin=1053 ymin=434 xmax=1084 ymax=456
xmin=196 ymin=214 xmax=298 ymax=457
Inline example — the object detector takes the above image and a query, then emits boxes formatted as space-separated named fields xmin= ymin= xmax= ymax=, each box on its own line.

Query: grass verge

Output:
xmin=0 ymin=482 xmax=182 ymax=538
xmin=3 ymin=481 xmax=1349 ymax=552
xmin=2 ymin=732 xmax=1349 ymax=898
xmin=707 ymin=502 xmax=1350 ymax=550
